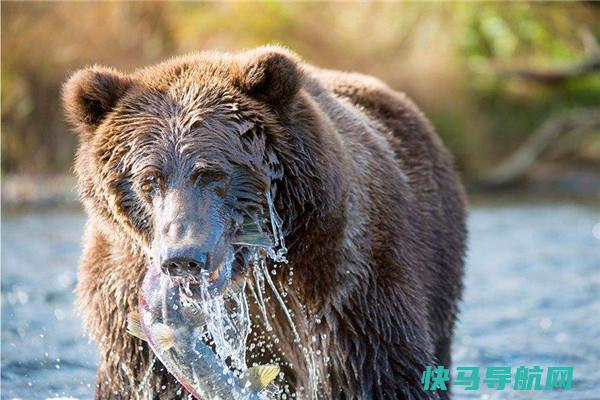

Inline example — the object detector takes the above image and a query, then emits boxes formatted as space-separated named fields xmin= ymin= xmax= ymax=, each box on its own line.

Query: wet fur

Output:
xmin=64 ymin=46 xmax=466 ymax=400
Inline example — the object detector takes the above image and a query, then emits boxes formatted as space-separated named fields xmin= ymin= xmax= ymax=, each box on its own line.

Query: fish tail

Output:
xmin=245 ymin=364 xmax=280 ymax=391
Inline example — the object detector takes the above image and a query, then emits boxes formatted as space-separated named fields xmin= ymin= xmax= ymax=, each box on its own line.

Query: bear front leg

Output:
xmin=322 ymin=286 xmax=445 ymax=400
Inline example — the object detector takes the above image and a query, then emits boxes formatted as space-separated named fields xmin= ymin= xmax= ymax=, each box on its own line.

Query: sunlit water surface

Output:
xmin=2 ymin=204 xmax=599 ymax=399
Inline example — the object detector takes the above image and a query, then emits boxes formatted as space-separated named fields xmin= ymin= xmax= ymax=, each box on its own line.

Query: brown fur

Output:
xmin=64 ymin=46 xmax=466 ymax=400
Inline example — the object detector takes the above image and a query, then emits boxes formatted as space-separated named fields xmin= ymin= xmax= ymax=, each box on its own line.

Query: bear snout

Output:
xmin=161 ymin=252 xmax=209 ymax=277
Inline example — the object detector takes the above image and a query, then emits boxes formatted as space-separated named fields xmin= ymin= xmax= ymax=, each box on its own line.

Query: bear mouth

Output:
xmin=156 ymin=216 xmax=279 ymax=297
xmin=159 ymin=246 xmax=250 ymax=297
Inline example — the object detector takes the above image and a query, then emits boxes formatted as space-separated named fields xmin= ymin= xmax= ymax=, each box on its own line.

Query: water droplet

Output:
xmin=540 ymin=318 xmax=552 ymax=330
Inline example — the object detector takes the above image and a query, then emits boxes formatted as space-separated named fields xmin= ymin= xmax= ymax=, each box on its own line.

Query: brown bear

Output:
xmin=63 ymin=46 xmax=466 ymax=400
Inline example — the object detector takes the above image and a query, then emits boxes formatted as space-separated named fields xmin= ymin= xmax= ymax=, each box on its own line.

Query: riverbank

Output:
xmin=2 ymin=174 xmax=79 ymax=211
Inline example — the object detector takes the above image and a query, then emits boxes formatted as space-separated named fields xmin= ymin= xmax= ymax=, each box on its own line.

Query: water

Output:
xmin=2 ymin=203 xmax=599 ymax=399
xmin=1 ymin=210 xmax=97 ymax=399
xmin=453 ymin=203 xmax=600 ymax=399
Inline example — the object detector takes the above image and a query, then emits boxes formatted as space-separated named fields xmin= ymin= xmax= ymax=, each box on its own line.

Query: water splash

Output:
xmin=140 ymin=266 xmax=270 ymax=400
xmin=180 ymin=275 xmax=252 ymax=374
xmin=264 ymin=190 xmax=287 ymax=264
xmin=244 ymin=189 xmax=322 ymax=399
xmin=144 ymin=187 xmax=323 ymax=399
xmin=257 ymin=256 xmax=322 ymax=400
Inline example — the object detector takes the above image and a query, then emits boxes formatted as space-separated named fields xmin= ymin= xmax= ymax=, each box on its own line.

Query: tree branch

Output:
xmin=480 ymin=107 xmax=600 ymax=187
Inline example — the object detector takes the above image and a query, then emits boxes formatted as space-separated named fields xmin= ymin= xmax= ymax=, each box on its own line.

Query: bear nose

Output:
xmin=161 ymin=254 xmax=209 ymax=277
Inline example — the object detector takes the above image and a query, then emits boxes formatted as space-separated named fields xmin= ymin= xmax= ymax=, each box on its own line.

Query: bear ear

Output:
xmin=62 ymin=66 xmax=132 ymax=135
xmin=235 ymin=48 xmax=301 ymax=108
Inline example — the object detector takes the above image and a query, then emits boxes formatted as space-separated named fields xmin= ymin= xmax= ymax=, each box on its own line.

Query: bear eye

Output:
xmin=208 ymin=170 xmax=226 ymax=182
xmin=140 ymin=175 xmax=161 ymax=194
xmin=194 ymin=169 xmax=227 ymax=185
xmin=141 ymin=182 xmax=153 ymax=193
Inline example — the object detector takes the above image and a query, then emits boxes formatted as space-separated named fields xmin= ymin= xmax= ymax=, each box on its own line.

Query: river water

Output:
xmin=2 ymin=203 xmax=599 ymax=399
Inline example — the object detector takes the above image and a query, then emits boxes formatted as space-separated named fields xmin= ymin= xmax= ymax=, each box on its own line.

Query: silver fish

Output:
xmin=127 ymin=263 xmax=279 ymax=400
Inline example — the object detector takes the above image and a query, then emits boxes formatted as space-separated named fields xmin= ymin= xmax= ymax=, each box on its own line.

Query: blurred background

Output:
xmin=2 ymin=2 xmax=600 ymax=205
xmin=2 ymin=3 xmax=599 ymax=400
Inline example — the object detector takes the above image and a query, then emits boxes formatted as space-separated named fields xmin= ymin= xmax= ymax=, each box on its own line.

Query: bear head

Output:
xmin=63 ymin=47 xmax=344 ymax=294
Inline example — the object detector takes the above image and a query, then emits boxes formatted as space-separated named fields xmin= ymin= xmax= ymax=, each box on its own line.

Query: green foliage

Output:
xmin=2 ymin=2 xmax=599 ymax=177
xmin=461 ymin=3 xmax=600 ymax=163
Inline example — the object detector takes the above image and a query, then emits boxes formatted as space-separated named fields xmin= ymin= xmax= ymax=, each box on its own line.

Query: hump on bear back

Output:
xmin=61 ymin=46 xmax=304 ymax=137
xmin=316 ymin=69 xmax=423 ymax=125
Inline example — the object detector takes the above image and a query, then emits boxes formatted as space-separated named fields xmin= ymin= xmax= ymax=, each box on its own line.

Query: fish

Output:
xmin=231 ymin=222 xmax=273 ymax=249
xmin=127 ymin=262 xmax=279 ymax=400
